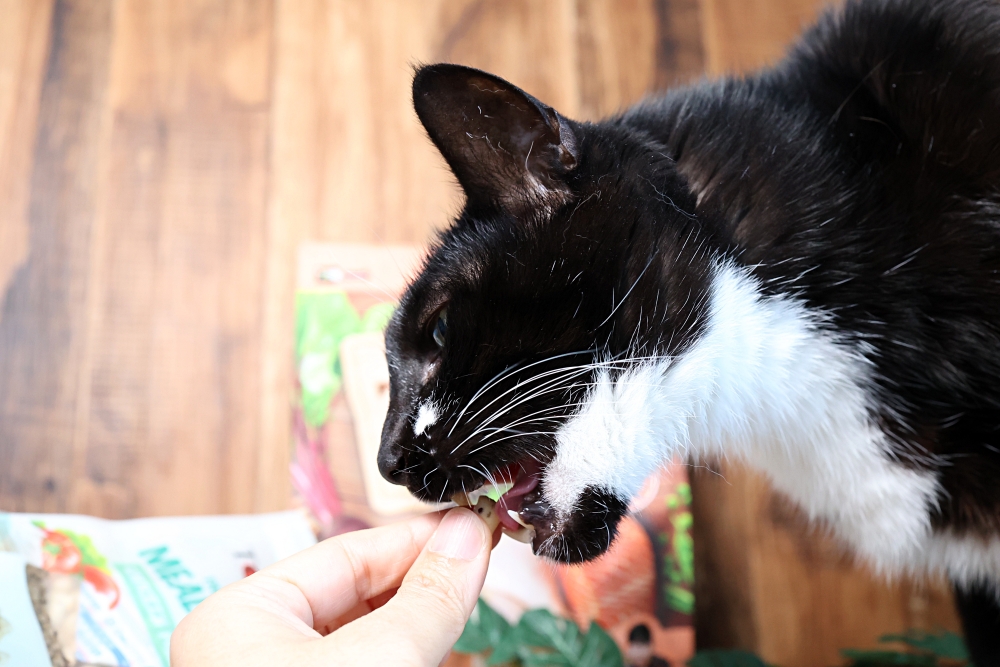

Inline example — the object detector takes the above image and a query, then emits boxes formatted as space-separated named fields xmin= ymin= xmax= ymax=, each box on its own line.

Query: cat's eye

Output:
xmin=432 ymin=309 xmax=448 ymax=349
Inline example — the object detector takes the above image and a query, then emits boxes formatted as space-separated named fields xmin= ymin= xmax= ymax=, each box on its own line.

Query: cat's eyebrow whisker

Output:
xmin=337 ymin=268 xmax=398 ymax=302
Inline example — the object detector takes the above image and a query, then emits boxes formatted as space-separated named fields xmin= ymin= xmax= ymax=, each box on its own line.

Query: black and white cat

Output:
xmin=377 ymin=0 xmax=1000 ymax=660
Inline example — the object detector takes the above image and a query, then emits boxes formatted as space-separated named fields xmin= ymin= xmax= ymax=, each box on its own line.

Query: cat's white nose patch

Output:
xmin=413 ymin=401 xmax=439 ymax=436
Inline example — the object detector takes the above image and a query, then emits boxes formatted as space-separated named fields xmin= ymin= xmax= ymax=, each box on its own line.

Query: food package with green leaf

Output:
xmin=292 ymin=243 xmax=427 ymax=526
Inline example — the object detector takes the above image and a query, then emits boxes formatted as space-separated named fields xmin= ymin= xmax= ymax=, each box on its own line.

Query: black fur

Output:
xmin=379 ymin=0 xmax=1000 ymax=659
xmin=623 ymin=0 xmax=1000 ymax=536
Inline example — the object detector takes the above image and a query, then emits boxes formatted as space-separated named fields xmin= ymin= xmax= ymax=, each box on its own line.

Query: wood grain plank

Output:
xmin=652 ymin=0 xmax=705 ymax=90
xmin=690 ymin=466 xmax=760 ymax=650
xmin=692 ymin=465 xmax=961 ymax=665
xmin=72 ymin=0 xmax=278 ymax=518
xmin=435 ymin=0 xmax=581 ymax=117
xmin=270 ymin=0 xmax=622 ymax=251
xmin=699 ymin=0 xmax=830 ymax=75
xmin=0 ymin=0 xmax=114 ymax=513
xmin=575 ymin=0 xmax=660 ymax=120
xmin=0 ymin=0 xmax=54 ymax=301
xmin=573 ymin=0 xmax=704 ymax=120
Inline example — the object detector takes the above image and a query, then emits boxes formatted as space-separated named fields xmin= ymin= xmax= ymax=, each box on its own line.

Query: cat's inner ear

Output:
xmin=413 ymin=64 xmax=579 ymax=216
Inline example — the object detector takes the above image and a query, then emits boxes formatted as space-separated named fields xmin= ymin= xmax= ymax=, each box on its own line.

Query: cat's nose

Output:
xmin=379 ymin=409 xmax=411 ymax=485
xmin=377 ymin=446 xmax=408 ymax=485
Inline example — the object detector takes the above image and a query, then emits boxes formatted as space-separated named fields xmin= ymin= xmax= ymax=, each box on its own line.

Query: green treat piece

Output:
xmin=485 ymin=482 xmax=514 ymax=503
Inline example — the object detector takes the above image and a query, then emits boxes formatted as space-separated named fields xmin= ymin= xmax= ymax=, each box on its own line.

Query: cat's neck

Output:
xmin=546 ymin=259 xmax=941 ymax=571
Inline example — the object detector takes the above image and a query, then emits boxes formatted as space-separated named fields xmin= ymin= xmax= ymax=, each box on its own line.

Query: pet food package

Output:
xmin=0 ymin=552 xmax=54 ymax=667
xmin=0 ymin=511 xmax=315 ymax=667
xmin=294 ymin=242 xmax=431 ymax=530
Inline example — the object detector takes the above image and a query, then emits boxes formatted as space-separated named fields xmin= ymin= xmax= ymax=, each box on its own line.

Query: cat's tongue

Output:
xmin=495 ymin=459 xmax=542 ymax=531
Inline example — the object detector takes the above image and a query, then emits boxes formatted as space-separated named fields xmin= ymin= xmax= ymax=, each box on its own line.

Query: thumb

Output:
xmin=331 ymin=508 xmax=492 ymax=666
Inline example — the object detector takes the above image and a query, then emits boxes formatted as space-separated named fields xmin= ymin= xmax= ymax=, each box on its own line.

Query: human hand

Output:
xmin=170 ymin=507 xmax=493 ymax=667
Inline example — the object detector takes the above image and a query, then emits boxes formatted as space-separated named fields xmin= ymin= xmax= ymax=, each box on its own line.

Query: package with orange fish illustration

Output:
xmin=0 ymin=511 xmax=315 ymax=667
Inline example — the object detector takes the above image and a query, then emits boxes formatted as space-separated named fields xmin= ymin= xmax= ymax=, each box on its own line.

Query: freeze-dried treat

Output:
xmin=452 ymin=482 xmax=536 ymax=544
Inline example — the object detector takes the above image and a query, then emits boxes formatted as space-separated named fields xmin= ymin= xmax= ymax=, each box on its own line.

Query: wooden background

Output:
xmin=0 ymin=0 xmax=962 ymax=664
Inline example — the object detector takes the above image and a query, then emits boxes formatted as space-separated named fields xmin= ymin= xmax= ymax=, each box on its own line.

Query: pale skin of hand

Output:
xmin=170 ymin=508 xmax=496 ymax=667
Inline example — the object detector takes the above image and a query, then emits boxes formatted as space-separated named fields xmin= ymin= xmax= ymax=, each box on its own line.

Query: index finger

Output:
xmin=245 ymin=511 xmax=445 ymax=631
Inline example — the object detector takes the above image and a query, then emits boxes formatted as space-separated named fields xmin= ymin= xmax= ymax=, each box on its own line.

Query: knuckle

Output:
xmin=327 ymin=536 xmax=376 ymax=606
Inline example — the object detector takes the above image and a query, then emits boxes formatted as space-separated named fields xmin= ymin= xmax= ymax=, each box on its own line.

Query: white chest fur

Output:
xmin=547 ymin=261 xmax=999 ymax=588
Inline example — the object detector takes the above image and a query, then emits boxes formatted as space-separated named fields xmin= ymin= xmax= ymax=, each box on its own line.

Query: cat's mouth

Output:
xmin=451 ymin=458 xmax=545 ymax=543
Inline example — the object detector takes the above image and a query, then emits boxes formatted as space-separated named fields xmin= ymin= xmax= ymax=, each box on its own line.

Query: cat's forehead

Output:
xmin=420 ymin=220 xmax=550 ymax=291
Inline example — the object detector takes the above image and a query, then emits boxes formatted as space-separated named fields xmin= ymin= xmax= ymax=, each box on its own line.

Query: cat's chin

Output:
xmin=521 ymin=486 xmax=630 ymax=564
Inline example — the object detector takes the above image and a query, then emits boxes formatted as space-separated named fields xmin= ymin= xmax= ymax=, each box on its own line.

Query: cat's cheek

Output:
xmin=413 ymin=400 xmax=440 ymax=436
xmin=420 ymin=358 xmax=441 ymax=385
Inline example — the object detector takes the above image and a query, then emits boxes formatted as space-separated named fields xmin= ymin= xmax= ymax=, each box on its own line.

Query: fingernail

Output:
xmin=428 ymin=509 xmax=484 ymax=561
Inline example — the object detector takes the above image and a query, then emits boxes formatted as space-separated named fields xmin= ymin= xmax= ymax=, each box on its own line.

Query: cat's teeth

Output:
xmin=501 ymin=524 xmax=535 ymax=543
xmin=452 ymin=484 xmax=488 ymax=507
xmin=454 ymin=481 xmax=513 ymax=507
xmin=508 ymin=509 xmax=532 ymax=529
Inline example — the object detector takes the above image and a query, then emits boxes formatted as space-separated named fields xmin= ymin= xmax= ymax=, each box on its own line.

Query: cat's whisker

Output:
xmin=467 ymin=406 xmax=587 ymax=450
xmin=457 ymin=363 xmax=594 ymax=431
xmin=448 ymin=368 xmax=593 ymax=453
xmin=450 ymin=357 xmax=670 ymax=455
xmin=446 ymin=349 xmax=597 ymax=437
xmin=418 ymin=465 xmax=440 ymax=496
xmin=450 ymin=351 xmax=665 ymax=452
xmin=458 ymin=462 xmax=501 ymax=492
xmin=337 ymin=267 xmax=398 ymax=302
xmin=458 ymin=378 xmax=591 ymax=444
xmin=596 ymin=251 xmax=658 ymax=330
xmin=465 ymin=431 xmax=560 ymax=456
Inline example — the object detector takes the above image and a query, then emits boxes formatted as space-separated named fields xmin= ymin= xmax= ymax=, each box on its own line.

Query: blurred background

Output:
xmin=0 ymin=0 xmax=963 ymax=664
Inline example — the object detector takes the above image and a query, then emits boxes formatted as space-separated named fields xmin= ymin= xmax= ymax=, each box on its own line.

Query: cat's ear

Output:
xmin=413 ymin=64 xmax=579 ymax=215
